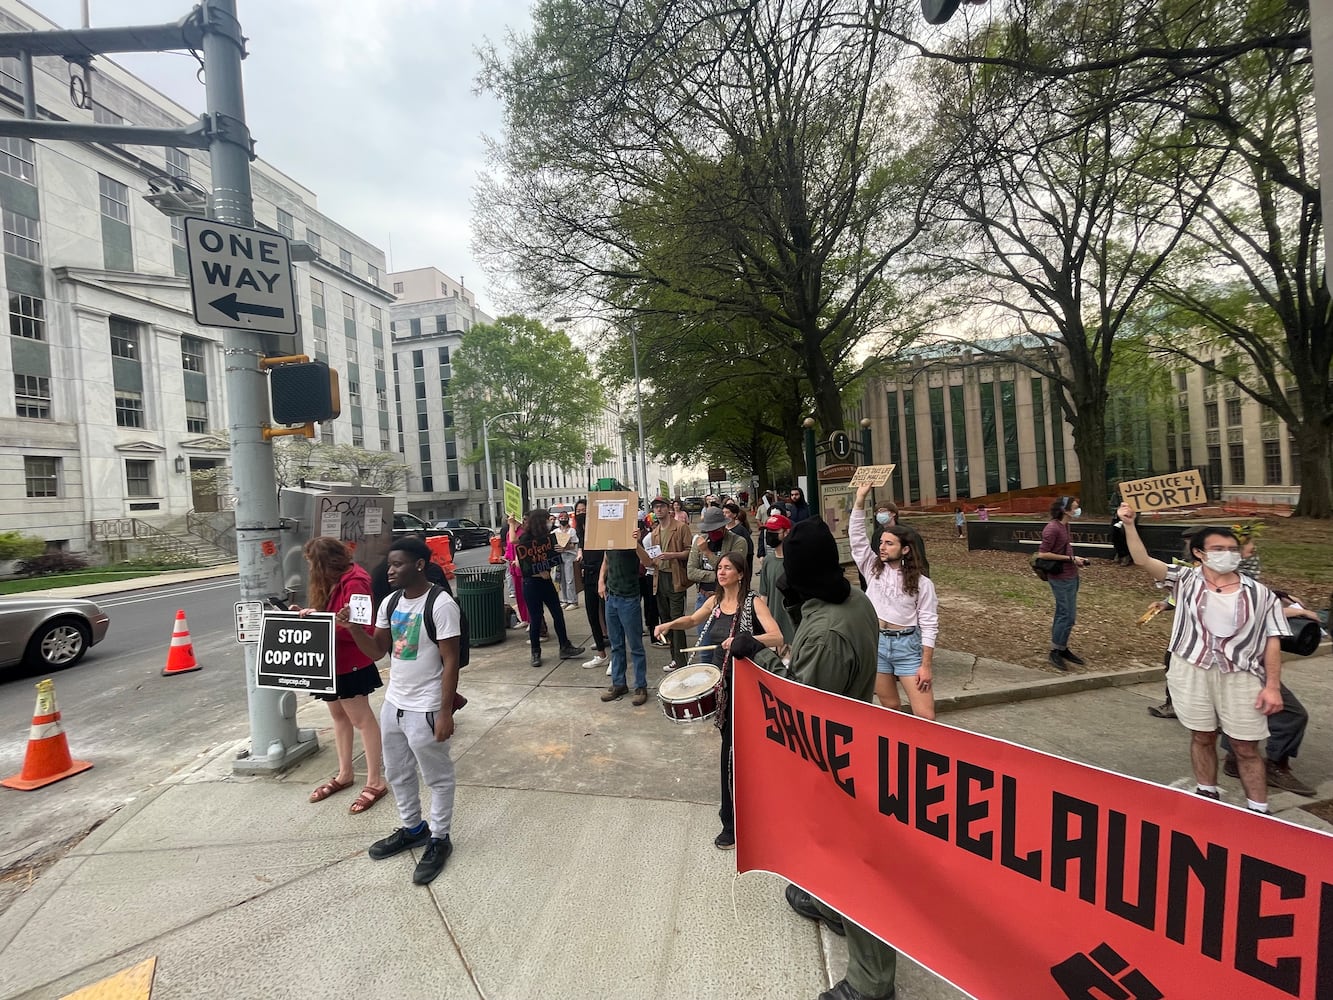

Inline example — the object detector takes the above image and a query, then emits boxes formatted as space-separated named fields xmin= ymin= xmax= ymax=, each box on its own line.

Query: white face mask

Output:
xmin=1070 ymin=507 xmax=1082 ymax=518
xmin=1204 ymin=551 xmax=1242 ymax=574
xmin=875 ymin=512 xmax=891 ymax=525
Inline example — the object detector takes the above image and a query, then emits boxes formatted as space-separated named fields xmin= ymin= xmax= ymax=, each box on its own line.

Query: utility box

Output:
xmin=278 ymin=482 xmax=394 ymax=605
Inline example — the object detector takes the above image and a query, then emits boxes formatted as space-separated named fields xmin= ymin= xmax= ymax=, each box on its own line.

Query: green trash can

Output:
xmin=454 ymin=565 xmax=506 ymax=646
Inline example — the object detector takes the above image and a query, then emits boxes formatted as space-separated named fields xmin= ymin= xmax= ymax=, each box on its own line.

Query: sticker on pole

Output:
xmin=255 ymin=611 xmax=335 ymax=693
xmin=235 ymin=601 xmax=264 ymax=643
xmin=185 ymin=217 xmax=297 ymax=335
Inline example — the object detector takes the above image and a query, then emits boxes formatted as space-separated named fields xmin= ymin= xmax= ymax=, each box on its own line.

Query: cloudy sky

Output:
xmin=25 ymin=0 xmax=534 ymax=314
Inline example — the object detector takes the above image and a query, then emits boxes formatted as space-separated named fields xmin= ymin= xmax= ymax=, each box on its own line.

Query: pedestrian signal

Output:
xmin=269 ymin=360 xmax=340 ymax=424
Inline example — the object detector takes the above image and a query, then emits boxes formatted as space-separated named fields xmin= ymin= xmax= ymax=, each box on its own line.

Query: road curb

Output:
xmin=10 ymin=565 xmax=239 ymax=600
xmin=935 ymin=665 xmax=1165 ymax=714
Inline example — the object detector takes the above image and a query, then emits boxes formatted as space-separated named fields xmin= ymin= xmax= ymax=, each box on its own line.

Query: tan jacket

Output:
xmin=651 ymin=517 xmax=693 ymax=592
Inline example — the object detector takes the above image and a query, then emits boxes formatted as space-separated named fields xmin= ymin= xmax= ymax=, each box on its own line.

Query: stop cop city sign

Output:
xmin=256 ymin=611 xmax=335 ymax=694
xmin=184 ymin=217 xmax=297 ymax=335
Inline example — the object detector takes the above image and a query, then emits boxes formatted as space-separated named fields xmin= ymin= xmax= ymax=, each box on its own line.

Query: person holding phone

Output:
xmin=291 ymin=536 xmax=387 ymax=815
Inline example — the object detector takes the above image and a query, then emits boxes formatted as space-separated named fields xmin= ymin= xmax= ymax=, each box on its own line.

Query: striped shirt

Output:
xmin=1165 ymin=565 xmax=1289 ymax=679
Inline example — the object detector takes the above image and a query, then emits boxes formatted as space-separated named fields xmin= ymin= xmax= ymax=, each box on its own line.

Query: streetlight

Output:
xmin=483 ymin=410 xmax=521 ymax=531
xmin=629 ymin=326 xmax=649 ymax=501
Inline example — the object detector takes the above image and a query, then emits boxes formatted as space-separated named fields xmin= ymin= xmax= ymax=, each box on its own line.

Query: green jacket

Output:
xmin=756 ymin=551 xmax=796 ymax=645
xmin=687 ymin=530 xmax=747 ymax=589
xmin=752 ymin=589 xmax=879 ymax=702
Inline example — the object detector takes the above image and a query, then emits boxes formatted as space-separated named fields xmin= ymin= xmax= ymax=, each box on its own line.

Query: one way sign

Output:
xmin=185 ymin=217 xmax=297 ymax=336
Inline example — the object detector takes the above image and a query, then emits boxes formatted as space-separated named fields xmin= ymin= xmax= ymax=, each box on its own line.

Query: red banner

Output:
xmin=732 ymin=657 xmax=1333 ymax=1000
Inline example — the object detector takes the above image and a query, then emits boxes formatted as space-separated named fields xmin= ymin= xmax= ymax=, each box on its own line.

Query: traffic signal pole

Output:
xmin=0 ymin=1 xmax=317 ymax=774
xmin=201 ymin=0 xmax=317 ymax=774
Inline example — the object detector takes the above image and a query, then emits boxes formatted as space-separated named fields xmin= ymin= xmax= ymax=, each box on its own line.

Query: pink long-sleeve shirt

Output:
xmin=848 ymin=509 xmax=939 ymax=648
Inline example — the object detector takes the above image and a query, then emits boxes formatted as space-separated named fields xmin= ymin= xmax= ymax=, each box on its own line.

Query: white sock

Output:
xmin=1247 ymin=799 xmax=1269 ymax=813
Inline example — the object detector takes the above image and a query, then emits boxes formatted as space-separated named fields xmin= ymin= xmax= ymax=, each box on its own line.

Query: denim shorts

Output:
xmin=877 ymin=630 xmax=923 ymax=676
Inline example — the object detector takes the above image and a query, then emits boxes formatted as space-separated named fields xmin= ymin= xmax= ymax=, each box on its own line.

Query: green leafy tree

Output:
xmin=452 ymin=316 xmax=607 ymax=511
xmin=476 ymin=0 xmax=936 ymax=435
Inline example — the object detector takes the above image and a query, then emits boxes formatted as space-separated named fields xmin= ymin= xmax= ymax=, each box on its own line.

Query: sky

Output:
xmin=23 ymin=0 xmax=535 ymax=315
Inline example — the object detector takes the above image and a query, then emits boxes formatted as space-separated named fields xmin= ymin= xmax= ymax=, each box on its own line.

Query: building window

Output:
xmin=98 ymin=174 xmax=130 ymax=223
xmin=1203 ymin=367 xmax=1216 ymax=387
xmin=1207 ymin=444 xmax=1223 ymax=489
xmin=0 ymin=56 xmax=20 ymax=91
xmin=310 ymin=276 xmax=325 ymax=311
xmin=3 ymin=207 xmax=41 ymax=260
xmin=165 ymin=147 xmax=190 ymax=180
xmin=367 ymin=263 xmax=379 ymax=285
xmin=393 ymin=281 xmax=404 ymax=294
xmin=305 ymin=229 xmax=321 ymax=254
xmin=339 ymin=246 xmax=353 ymax=271
xmin=125 ymin=459 xmax=154 ymax=497
xmin=1225 ymin=397 xmax=1242 ymax=425
xmin=170 ymin=215 xmax=185 ymax=247
xmin=1263 ymin=440 xmax=1282 ymax=485
xmin=352 ymin=427 xmax=364 ymax=447
xmin=1204 ymin=402 xmax=1219 ymax=429
xmin=1176 ymin=370 xmax=1187 ymax=391
xmin=1228 ymin=443 xmax=1246 ymax=484
xmin=186 ymin=399 xmax=208 ymax=434
xmin=93 ymin=102 xmax=124 ymax=125
xmin=0 ymin=135 xmax=35 ymax=182
xmin=9 ymin=293 xmax=45 ymax=340
xmin=181 ymin=336 xmax=205 ymax=372
xmin=276 ymin=207 xmax=294 ymax=239
xmin=110 ymin=319 xmax=140 ymax=360
xmin=115 ymin=390 xmax=144 ymax=427
xmin=15 ymin=373 xmax=51 ymax=419
xmin=24 ymin=456 xmax=59 ymax=498
xmin=348 ymin=379 xmax=361 ymax=404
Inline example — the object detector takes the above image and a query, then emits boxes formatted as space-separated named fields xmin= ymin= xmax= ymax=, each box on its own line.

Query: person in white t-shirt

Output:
xmin=340 ymin=536 xmax=461 ymax=885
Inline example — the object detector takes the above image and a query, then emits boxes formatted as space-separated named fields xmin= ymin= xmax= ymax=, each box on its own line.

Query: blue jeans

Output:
xmin=606 ymin=593 xmax=647 ymax=689
xmin=1048 ymin=574 xmax=1080 ymax=649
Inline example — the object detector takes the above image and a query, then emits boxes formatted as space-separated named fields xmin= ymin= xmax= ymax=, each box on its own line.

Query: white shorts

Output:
xmin=1166 ymin=652 xmax=1269 ymax=743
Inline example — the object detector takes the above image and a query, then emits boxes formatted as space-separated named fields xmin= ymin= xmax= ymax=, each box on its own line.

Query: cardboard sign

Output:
xmin=255 ymin=611 xmax=335 ymax=693
xmin=849 ymin=464 xmax=897 ymax=487
xmin=503 ymin=480 xmax=522 ymax=520
xmin=731 ymin=658 xmax=1333 ymax=1000
xmin=583 ymin=491 xmax=639 ymax=550
xmin=1119 ymin=469 xmax=1207 ymax=511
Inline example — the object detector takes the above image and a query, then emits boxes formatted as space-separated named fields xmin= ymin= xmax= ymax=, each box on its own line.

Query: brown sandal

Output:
xmin=309 ymin=776 xmax=354 ymax=803
xmin=349 ymin=785 xmax=388 ymax=814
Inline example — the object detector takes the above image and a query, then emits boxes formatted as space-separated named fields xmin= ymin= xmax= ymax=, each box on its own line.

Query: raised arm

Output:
xmin=1118 ymin=504 xmax=1169 ymax=582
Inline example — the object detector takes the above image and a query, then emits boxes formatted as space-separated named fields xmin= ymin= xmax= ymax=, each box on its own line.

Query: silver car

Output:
xmin=0 ymin=596 xmax=111 ymax=671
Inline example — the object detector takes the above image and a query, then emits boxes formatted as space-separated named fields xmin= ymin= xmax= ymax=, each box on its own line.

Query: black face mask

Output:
xmin=764 ymin=530 xmax=782 ymax=549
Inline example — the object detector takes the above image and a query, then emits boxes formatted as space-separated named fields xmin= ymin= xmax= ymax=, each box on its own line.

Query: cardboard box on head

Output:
xmin=583 ymin=491 xmax=640 ymax=550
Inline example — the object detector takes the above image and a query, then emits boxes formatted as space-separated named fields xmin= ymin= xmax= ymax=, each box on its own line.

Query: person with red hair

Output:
xmin=294 ymin=536 xmax=388 ymax=814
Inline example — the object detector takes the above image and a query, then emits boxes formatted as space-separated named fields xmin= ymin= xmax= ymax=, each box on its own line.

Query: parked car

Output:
xmin=392 ymin=512 xmax=447 ymax=540
xmin=0 ymin=596 xmax=111 ymax=671
xmin=682 ymin=496 xmax=706 ymax=513
xmin=547 ymin=504 xmax=576 ymax=520
xmin=431 ymin=518 xmax=493 ymax=550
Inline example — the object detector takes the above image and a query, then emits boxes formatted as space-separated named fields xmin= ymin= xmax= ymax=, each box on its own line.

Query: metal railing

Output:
xmin=89 ymin=518 xmax=199 ymax=563
xmin=185 ymin=508 xmax=237 ymax=556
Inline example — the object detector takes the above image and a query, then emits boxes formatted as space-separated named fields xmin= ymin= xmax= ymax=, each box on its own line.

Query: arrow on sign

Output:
xmin=210 ymin=292 xmax=286 ymax=322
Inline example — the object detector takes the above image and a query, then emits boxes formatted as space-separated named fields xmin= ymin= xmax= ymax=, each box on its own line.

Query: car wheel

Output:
xmin=25 ymin=617 xmax=91 ymax=670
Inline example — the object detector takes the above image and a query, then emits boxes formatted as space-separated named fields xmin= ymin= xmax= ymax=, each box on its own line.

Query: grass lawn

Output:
xmin=0 ymin=563 xmax=199 ymax=596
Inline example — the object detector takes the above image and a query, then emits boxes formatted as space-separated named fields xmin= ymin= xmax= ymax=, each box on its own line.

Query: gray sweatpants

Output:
xmin=381 ymin=700 xmax=456 ymax=840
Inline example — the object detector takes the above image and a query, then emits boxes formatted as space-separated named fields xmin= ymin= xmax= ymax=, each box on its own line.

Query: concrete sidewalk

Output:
xmin=1 ymin=586 xmax=1329 ymax=999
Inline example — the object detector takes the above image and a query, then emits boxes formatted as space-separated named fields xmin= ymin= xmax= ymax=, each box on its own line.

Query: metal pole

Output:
xmin=203 ymin=0 xmax=316 ymax=775
xmin=803 ymin=417 xmax=819 ymax=517
xmin=630 ymin=327 xmax=648 ymax=500
xmin=484 ymin=420 xmax=496 ymax=532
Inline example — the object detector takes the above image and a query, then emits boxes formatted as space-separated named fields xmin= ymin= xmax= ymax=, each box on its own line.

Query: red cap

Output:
xmin=763 ymin=512 xmax=793 ymax=531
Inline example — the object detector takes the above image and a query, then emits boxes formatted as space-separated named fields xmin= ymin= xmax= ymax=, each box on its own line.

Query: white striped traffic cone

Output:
xmin=162 ymin=609 xmax=201 ymax=676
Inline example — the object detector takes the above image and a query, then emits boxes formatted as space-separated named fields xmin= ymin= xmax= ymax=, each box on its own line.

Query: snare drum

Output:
xmin=657 ymin=664 xmax=722 ymax=723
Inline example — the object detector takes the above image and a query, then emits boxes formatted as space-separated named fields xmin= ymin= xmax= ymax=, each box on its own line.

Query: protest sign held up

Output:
xmin=1118 ymin=469 xmax=1208 ymax=512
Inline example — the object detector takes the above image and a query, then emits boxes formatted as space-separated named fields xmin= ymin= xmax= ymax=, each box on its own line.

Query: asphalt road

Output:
xmin=0 ymin=545 xmax=498 ymax=872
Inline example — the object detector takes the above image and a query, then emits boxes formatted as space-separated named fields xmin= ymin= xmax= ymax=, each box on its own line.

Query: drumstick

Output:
xmin=679 ymin=644 xmax=719 ymax=653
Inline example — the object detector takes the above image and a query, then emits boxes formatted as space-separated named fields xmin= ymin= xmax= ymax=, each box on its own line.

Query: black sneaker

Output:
xmin=1196 ymin=788 xmax=1221 ymax=800
xmin=531 ymin=652 xmax=542 ymax=668
xmin=784 ymin=883 xmax=845 ymax=936
xmin=558 ymin=643 xmax=585 ymax=659
xmin=601 ymin=684 xmax=629 ymax=702
xmin=1059 ymin=648 xmax=1086 ymax=666
xmin=714 ymin=830 xmax=736 ymax=851
xmin=368 ymin=824 xmax=431 ymax=860
xmin=1223 ymin=755 xmax=1239 ymax=779
xmin=412 ymin=835 xmax=452 ymax=885
xmin=1048 ymin=650 xmax=1069 ymax=671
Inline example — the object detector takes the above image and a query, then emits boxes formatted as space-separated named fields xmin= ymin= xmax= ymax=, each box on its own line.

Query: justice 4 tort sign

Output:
xmin=184 ymin=217 xmax=298 ymax=336
xmin=255 ymin=611 xmax=335 ymax=694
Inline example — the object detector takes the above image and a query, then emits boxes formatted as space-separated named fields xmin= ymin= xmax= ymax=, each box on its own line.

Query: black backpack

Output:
xmin=383 ymin=583 xmax=470 ymax=668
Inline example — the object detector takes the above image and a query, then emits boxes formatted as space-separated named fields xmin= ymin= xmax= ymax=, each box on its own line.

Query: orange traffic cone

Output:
xmin=489 ymin=535 xmax=504 ymax=564
xmin=2 ymin=678 xmax=93 ymax=791
xmin=162 ymin=609 xmax=201 ymax=676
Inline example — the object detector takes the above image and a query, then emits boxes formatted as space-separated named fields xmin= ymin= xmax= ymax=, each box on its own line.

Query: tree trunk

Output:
xmin=1293 ymin=421 xmax=1332 ymax=519
xmin=1070 ymin=398 xmax=1111 ymax=519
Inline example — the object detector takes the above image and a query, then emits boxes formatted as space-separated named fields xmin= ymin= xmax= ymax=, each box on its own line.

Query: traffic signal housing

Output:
xmin=268 ymin=359 xmax=340 ymax=424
